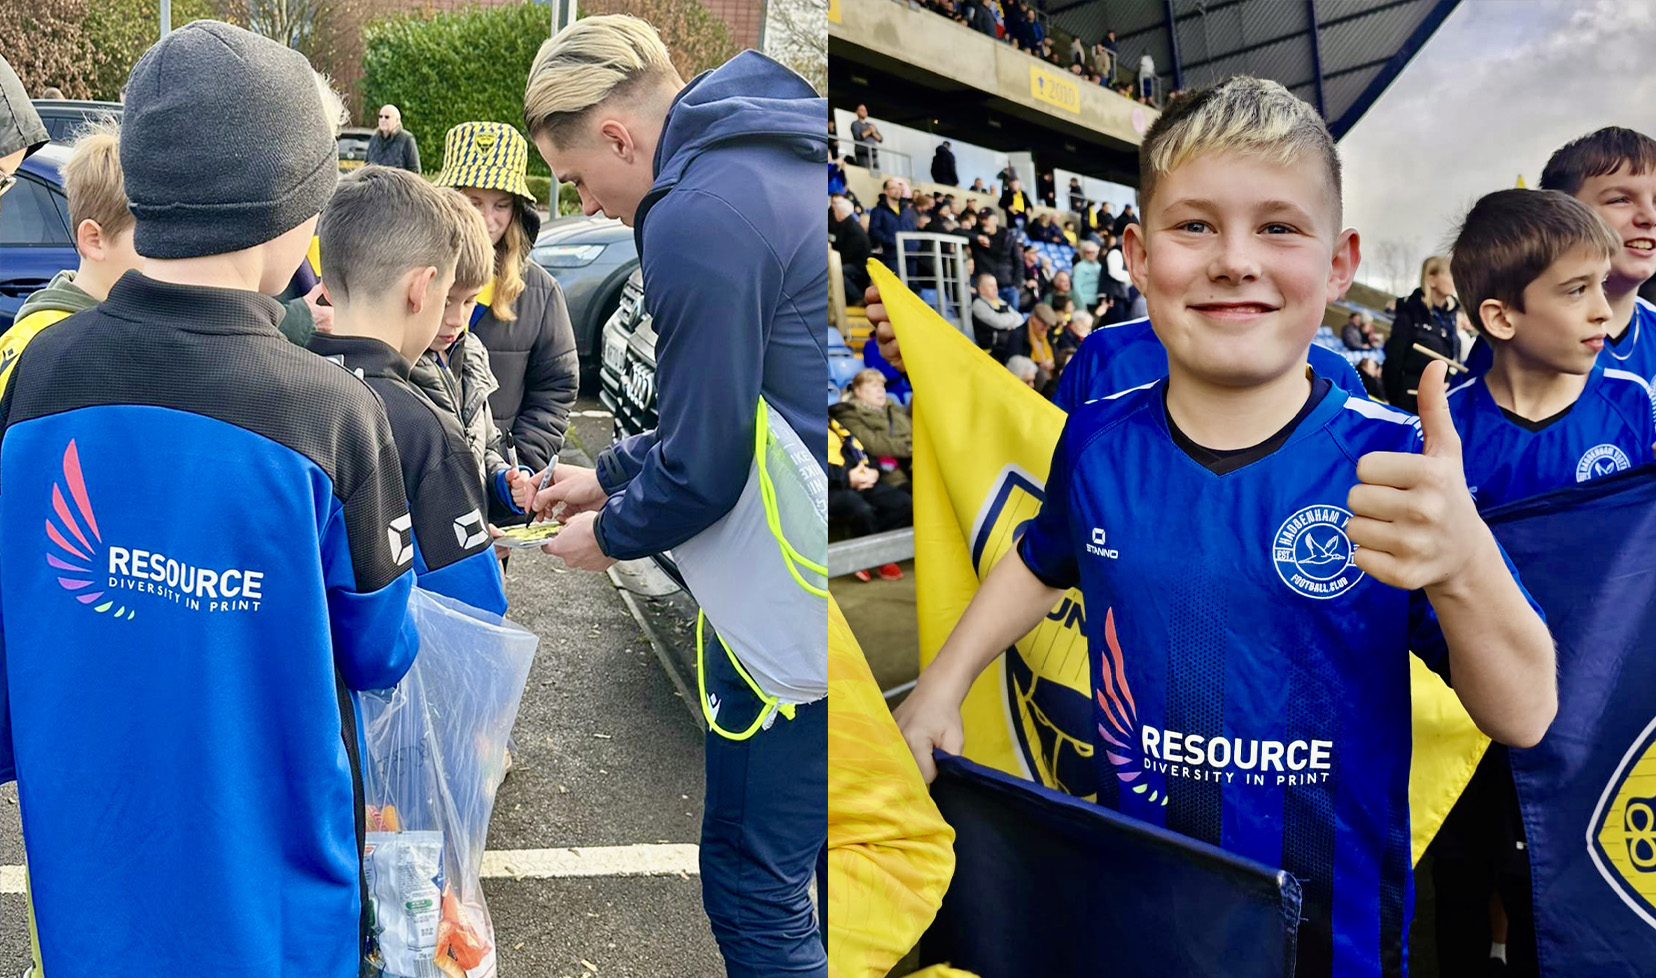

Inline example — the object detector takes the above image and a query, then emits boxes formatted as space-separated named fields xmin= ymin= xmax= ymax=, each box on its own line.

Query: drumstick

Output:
xmin=1411 ymin=343 xmax=1468 ymax=374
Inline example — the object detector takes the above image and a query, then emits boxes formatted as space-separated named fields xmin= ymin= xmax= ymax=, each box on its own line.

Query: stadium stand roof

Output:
xmin=1048 ymin=0 xmax=1462 ymax=139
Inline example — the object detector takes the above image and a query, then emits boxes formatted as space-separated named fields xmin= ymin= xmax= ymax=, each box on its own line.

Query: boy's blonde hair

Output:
xmin=524 ymin=14 xmax=681 ymax=147
xmin=319 ymin=166 xmax=460 ymax=307
xmin=62 ymin=118 xmax=133 ymax=240
xmin=438 ymin=189 xmax=494 ymax=292
xmin=1138 ymin=76 xmax=1342 ymax=227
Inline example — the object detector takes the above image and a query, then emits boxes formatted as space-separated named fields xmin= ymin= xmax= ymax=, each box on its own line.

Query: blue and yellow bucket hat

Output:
xmin=432 ymin=121 xmax=536 ymax=206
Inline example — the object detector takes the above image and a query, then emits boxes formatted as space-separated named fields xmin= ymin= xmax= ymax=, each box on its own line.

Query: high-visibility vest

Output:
xmin=678 ymin=398 xmax=828 ymax=740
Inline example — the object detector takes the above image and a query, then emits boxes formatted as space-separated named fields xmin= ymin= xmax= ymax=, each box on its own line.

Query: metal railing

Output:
xmin=833 ymin=136 xmax=914 ymax=181
xmin=828 ymin=528 xmax=916 ymax=578
xmin=894 ymin=231 xmax=976 ymax=341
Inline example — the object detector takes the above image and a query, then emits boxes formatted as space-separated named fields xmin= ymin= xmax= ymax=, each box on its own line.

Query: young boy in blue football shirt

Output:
xmin=1447 ymin=189 xmax=1656 ymax=510
xmin=895 ymin=77 xmax=1557 ymax=978
xmin=1466 ymin=128 xmax=1656 ymax=382
xmin=307 ymin=166 xmax=509 ymax=616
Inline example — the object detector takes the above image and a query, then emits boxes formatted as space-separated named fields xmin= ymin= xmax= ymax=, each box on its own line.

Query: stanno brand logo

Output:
xmin=47 ymin=440 xmax=266 ymax=618
xmin=388 ymin=513 xmax=414 ymax=565
xmin=453 ymin=508 xmax=488 ymax=550
xmin=1273 ymin=504 xmax=1363 ymax=599
xmin=1087 ymin=526 xmax=1118 ymax=559
xmin=1578 ymin=444 xmax=1632 ymax=482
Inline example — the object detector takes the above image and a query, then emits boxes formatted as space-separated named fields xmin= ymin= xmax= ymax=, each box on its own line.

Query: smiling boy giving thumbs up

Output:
xmin=893 ymin=77 xmax=1556 ymax=978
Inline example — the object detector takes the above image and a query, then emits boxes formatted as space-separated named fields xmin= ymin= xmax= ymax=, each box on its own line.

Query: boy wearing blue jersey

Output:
xmin=896 ymin=77 xmax=1557 ymax=978
xmin=1466 ymin=128 xmax=1656 ymax=381
xmin=308 ymin=166 xmax=509 ymax=616
xmin=1446 ymin=189 xmax=1656 ymax=510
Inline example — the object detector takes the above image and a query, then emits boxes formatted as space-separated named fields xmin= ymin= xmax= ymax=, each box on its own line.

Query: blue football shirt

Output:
xmin=1053 ymin=316 xmax=1370 ymax=413
xmin=1017 ymin=380 xmax=1542 ymax=978
xmin=1447 ymin=364 xmax=1656 ymax=510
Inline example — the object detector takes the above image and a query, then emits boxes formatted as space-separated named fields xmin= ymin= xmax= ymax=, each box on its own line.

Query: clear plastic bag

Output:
xmin=358 ymin=588 xmax=538 ymax=978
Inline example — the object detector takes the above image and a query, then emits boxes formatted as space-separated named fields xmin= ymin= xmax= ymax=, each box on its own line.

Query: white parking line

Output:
xmin=0 ymin=844 xmax=700 ymax=894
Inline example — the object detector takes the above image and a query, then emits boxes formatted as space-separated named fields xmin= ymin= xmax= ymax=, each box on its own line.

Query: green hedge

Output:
xmin=361 ymin=2 xmax=552 ymax=179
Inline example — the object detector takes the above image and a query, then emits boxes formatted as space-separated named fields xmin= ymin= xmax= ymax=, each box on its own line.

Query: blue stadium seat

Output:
xmin=829 ymin=352 xmax=864 ymax=391
xmin=827 ymin=327 xmax=850 ymax=353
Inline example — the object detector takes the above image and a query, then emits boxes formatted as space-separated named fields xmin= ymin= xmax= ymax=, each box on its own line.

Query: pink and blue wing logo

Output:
xmin=1097 ymin=606 xmax=1165 ymax=807
xmin=46 ymin=440 xmax=133 ymax=620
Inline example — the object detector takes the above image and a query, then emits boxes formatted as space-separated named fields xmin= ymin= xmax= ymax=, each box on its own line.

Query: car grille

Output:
xmin=615 ymin=352 xmax=658 ymax=438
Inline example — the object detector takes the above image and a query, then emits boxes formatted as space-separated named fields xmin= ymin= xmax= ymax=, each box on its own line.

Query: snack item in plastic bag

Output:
xmin=359 ymin=589 xmax=537 ymax=978
xmin=365 ymin=831 xmax=445 ymax=978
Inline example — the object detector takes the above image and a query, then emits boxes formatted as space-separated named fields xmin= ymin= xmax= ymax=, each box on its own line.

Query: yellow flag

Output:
xmin=1517 ymin=173 xmax=1527 ymax=188
xmin=872 ymin=260 xmax=1487 ymax=865
xmin=828 ymin=595 xmax=957 ymax=978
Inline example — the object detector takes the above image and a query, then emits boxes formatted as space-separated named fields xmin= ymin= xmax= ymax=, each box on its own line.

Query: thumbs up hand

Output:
xmin=1346 ymin=360 xmax=1491 ymax=592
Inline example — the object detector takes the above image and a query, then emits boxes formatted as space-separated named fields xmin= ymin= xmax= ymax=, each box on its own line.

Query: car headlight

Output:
xmin=534 ymin=243 xmax=606 ymax=268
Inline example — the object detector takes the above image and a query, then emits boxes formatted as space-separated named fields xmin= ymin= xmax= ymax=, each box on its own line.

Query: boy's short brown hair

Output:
xmin=1539 ymin=127 xmax=1656 ymax=196
xmin=319 ymin=166 xmax=461 ymax=306
xmin=61 ymin=118 xmax=133 ymax=240
xmin=1450 ymin=188 xmax=1620 ymax=336
xmin=1138 ymin=75 xmax=1342 ymax=228
xmin=436 ymin=189 xmax=494 ymax=292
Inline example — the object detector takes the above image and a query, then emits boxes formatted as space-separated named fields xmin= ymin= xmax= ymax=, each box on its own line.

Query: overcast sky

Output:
xmin=1340 ymin=0 xmax=1656 ymax=295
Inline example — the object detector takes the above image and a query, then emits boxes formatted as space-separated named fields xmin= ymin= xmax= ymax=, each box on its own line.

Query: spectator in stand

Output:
xmin=1023 ymin=303 xmax=1058 ymax=379
xmin=1342 ymin=311 xmax=1382 ymax=351
xmin=1043 ymin=269 xmax=1073 ymax=311
xmin=1093 ymin=37 xmax=1116 ymax=84
xmin=1040 ymin=345 xmax=1076 ymax=400
xmin=831 ymin=195 xmax=872 ymax=300
xmin=1061 ymin=220 xmax=1079 ymax=247
xmin=1067 ymin=176 xmax=1085 ymax=212
xmin=969 ymin=272 xmax=1025 ymax=357
xmin=1056 ymin=308 xmax=1093 ymax=353
xmin=1049 ymin=295 xmax=1075 ymax=334
xmin=1068 ymin=36 xmax=1086 ymax=66
xmin=912 ymin=193 xmax=935 ymax=226
xmin=829 ymin=418 xmax=910 ymax=582
xmin=1382 ymin=255 xmax=1461 ymax=412
xmin=828 ymin=154 xmax=850 ymax=199
xmin=832 ymin=369 xmax=913 ymax=490
xmin=1004 ymin=0 xmax=1034 ymax=50
xmin=954 ymin=207 xmax=978 ymax=241
xmin=1018 ymin=244 xmax=1049 ymax=310
xmin=969 ymin=177 xmax=988 ymax=193
xmin=1000 ymin=177 xmax=1033 ymax=230
xmin=850 ymin=104 xmax=882 ymax=169
xmin=1081 ymin=200 xmax=1106 ymax=242
xmin=1357 ymin=358 xmax=1386 ymax=401
xmin=970 ymin=210 xmax=1020 ymax=310
xmin=367 ymin=104 xmax=422 ymax=173
xmin=1007 ymin=355 xmax=1040 ymax=388
xmin=1111 ymin=202 xmax=1138 ymax=238
xmin=1038 ymin=37 xmax=1058 ymax=65
xmin=931 ymin=140 xmax=959 ymax=186
xmin=1098 ymin=200 xmax=1115 ymax=233
xmin=962 ymin=0 xmax=998 ymax=37
xmin=1138 ymin=51 xmax=1157 ymax=101
xmin=1037 ymin=171 xmax=1056 ymax=207
xmin=1032 ymin=213 xmax=1067 ymax=245
xmin=867 ymin=177 xmax=916 ymax=272
xmin=1071 ymin=239 xmax=1102 ymax=314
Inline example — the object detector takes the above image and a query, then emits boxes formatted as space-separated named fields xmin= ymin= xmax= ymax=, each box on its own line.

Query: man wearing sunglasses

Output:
xmin=0 ymin=54 xmax=49 ymax=213
xmin=365 ymin=103 xmax=422 ymax=174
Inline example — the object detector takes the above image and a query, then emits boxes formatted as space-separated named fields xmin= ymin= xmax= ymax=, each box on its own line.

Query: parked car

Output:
xmin=0 ymin=142 xmax=77 ymax=331
xmin=30 ymin=99 xmax=122 ymax=143
xmin=336 ymin=127 xmax=374 ymax=171
xmin=596 ymin=269 xmax=657 ymax=441
xmin=530 ymin=214 xmax=638 ymax=382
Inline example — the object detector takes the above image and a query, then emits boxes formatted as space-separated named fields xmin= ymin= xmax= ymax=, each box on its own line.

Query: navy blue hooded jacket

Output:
xmin=593 ymin=52 xmax=830 ymax=560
